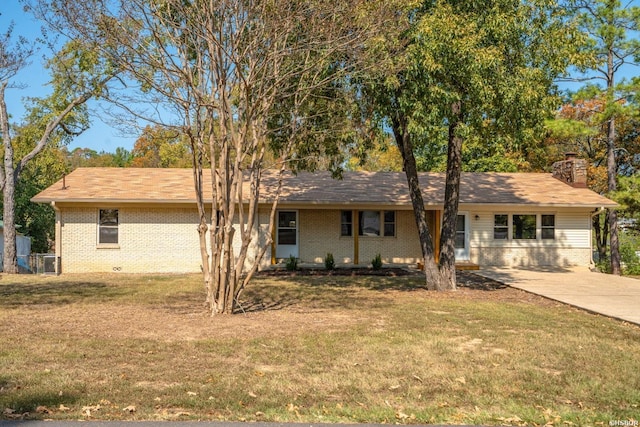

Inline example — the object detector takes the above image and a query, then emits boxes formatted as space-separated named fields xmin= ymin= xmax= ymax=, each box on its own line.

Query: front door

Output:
xmin=454 ymin=213 xmax=470 ymax=260
xmin=276 ymin=210 xmax=299 ymax=259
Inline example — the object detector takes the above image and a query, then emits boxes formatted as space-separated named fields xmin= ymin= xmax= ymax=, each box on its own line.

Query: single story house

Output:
xmin=31 ymin=157 xmax=616 ymax=274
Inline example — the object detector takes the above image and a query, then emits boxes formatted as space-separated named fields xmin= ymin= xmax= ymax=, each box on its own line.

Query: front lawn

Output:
xmin=0 ymin=272 xmax=638 ymax=425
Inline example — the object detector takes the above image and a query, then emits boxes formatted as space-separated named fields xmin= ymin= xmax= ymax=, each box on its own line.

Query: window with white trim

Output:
xmin=492 ymin=214 xmax=556 ymax=241
xmin=340 ymin=211 xmax=352 ymax=236
xmin=513 ymin=214 xmax=536 ymax=240
xmin=541 ymin=214 xmax=555 ymax=240
xmin=494 ymin=214 xmax=508 ymax=240
xmin=359 ymin=210 xmax=380 ymax=236
xmin=98 ymin=209 xmax=118 ymax=244
xmin=383 ymin=211 xmax=396 ymax=237
xmin=341 ymin=210 xmax=396 ymax=237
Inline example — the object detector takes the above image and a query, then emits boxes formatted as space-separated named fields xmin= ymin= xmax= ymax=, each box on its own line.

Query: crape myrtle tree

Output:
xmin=35 ymin=0 xmax=390 ymax=314
xmin=569 ymin=0 xmax=640 ymax=275
xmin=1 ymin=22 xmax=114 ymax=273
xmin=360 ymin=0 xmax=581 ymax=290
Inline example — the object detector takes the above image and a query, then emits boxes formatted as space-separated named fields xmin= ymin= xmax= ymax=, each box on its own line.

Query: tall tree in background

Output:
xmin=130 ymin=125 xmax=191 ymax=168
xmin=1 ymin=23 xmax=114 ymax=272
xmin=572 ymin=0 xmax=640 ymax=275
xmin=64 ymin=146 xmax=132 ymax=168
xmin=37 ymin=0 xmax=388 ymax=314
xmin=361 ymin=0 xmax=579 ymax=290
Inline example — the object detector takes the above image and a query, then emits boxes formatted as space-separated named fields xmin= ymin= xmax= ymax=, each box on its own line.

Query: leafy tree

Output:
xmin=360 ymin=0 xmax=578 ymax=290
xmin=347 ymin=136 xmax=403 ymax=172
xmin=1 ymin=23 xmax=116 ymax=272
xmin=543 ymin=93 xmax=640 ymax=262
xmin=39 ymin=0 xmax=389 ymax=314
xmin=570 ymin=0 xmax=640 ymax=275
xmin=130 ymin=125 xmax=191 ymax=168
xmin=64 ymin=146 xmax=132 ymax=168
xmin=612 ymin=174 xmax=640 ymax=221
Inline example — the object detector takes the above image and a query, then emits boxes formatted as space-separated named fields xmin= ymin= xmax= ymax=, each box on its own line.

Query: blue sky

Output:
xmin=1 ymin=1 xmax=138 ymax=153
xmin=2 ymin=1 xmax=639 ymax=154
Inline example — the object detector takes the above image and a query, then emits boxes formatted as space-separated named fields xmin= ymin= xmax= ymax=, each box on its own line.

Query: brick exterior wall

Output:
xmin=297 ymin=209 xmax=422 ymax=265
xmin=61 ymin=207 xmax=204 ymax=273
xmin=57 ymin=205 xmax=593 ymax=273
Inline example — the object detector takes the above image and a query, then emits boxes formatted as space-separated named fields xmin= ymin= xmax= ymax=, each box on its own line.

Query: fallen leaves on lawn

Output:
xmin=496 ymin=415 xmax=527 ymax=426
xmin=122 ymin=405 xmax=136 ymax=414
xmin=82 ymin=404 xmax=101 ymax=417
xmin=3 ymin=408 xmax=27 ymax=420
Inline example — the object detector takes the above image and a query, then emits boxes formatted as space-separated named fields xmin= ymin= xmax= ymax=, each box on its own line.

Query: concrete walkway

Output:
xmin=475 ymin=266 xmax=640 ymax=326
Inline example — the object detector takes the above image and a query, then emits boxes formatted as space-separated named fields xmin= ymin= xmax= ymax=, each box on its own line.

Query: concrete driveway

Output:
xmin=475 ymin=266 xmax=640 ymax=326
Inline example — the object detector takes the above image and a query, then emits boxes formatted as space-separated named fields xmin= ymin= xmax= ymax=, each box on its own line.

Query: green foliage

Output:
xmin=620 ymin=237 xmax=640 ymax=275
xmin=3 ymin=144 xmax=65 ymax=253
xmin=131 ymin=125 xmax=192 ymax=168
xmin=360 ymin=0 xmax=579 ymax=172
xmin=64 ymin=146 xmax=132 ymax=169
xmin=612 ymin=175 xmax=640 ymax=215
xmin=322 ymin=252 xmax=336 ymax=270
xmin=285 ymin=255 xmax=298 ymax=271
xmin=324 ymin=253 xmax=335 ymax=270
xmin=371 ymin=253 xmax=382 ymax=271
xmin=5 ymin=122 xmax=68 ymax=253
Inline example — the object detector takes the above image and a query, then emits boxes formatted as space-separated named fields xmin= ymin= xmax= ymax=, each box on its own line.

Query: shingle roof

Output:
xmin=31 ymin=167 xmax=617 ymax=208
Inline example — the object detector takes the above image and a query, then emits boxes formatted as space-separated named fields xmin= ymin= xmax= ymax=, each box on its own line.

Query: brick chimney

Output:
xmin=552 ymin=153 xmax=587 ymax=188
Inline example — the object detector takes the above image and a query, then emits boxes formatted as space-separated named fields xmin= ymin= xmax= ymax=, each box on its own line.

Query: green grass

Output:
xmin=0 ymin=272 xmax=639 ymax=425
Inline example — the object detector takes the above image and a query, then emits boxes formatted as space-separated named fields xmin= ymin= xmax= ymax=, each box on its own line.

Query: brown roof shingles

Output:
xmin=31 ymin=167 xmax=617 ymax=208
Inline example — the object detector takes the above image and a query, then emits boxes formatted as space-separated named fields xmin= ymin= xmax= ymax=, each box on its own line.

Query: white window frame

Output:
xmin=492 ymin=213 xmax=556 ymax=241
xmin=493 ymin=214 xmax=509 ymax=240
xmin=356 ymin=210 xmax=396 ymax=237
xmin=340 ymin=210 xmax=353 ymax=237
xmin=512 ymin=213 xmax=537 ymax=240
xmin=541 ymin=214 xmax=556 ymax=240
xmin=97 ymin=208 xmax=119 ymax=247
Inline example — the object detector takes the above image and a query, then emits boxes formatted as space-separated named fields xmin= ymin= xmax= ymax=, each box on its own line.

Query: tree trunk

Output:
xmin=437 ymin=100 xmax=463 ymax=290
xmin=2 ymin=174 xmax=18 ymax=274
xmin=1 ymin=82 xmax=18 ymax=273
xmin=0 ymin=76 xmax=106 ymax=274
xmin=606 ymin=38 xmax=621 ymax=275
xmin=607 ymin=118 xmax=621 ymax=274
xmin=391 ymin=111 xmax=443 ymax=291
xmin=593 ymin=213 xmax=608 ymax=265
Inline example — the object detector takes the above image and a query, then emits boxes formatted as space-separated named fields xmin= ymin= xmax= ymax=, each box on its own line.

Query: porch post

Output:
xmin=271 ymin=216 xmax=276 ymax=265
xmin=434 ymin=210 xmax=441 ymax=263
xmin=353 ymin=209 xmax=359 ymax=265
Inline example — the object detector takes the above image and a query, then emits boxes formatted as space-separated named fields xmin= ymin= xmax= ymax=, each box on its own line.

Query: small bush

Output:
xmin=621 ymin=239 xmax=640 ymax=275
xmin=285 ymin=255 xmax=298 ymax=271
xmin=371 ymin=253 xmax=383 ymax=271
xmin=324 ymin=253 xmax=335 ymax=270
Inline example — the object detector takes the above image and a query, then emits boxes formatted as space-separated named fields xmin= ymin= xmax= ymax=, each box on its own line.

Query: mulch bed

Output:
xmin=256 ymin=267 xmax=507 ymax=291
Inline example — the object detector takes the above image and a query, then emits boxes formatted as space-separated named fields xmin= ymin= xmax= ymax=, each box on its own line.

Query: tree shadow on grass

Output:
xmin=0 ymin=373 xmax=81 ymax=420
xmin=0 ymin=281 xmax=126 ymax=308
xmin=240 ymin=270 xmax=507 ymax=313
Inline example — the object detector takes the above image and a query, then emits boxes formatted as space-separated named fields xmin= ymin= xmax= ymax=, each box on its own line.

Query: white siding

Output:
xmin=467 ymin=207 xmax=593 ymax=267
